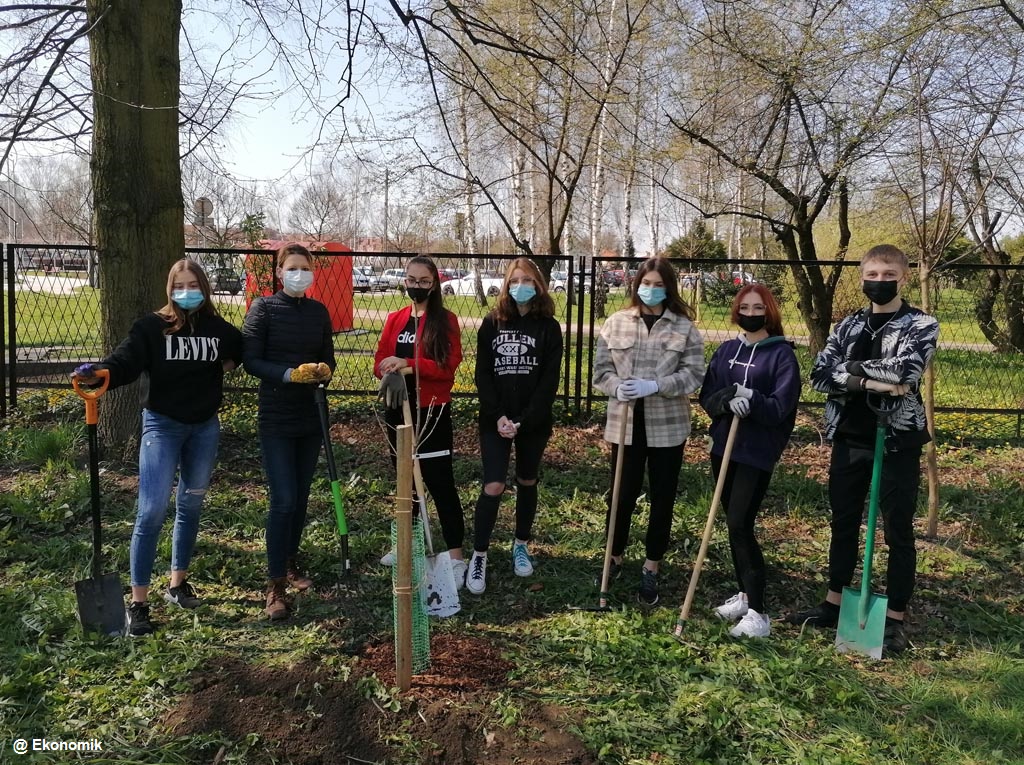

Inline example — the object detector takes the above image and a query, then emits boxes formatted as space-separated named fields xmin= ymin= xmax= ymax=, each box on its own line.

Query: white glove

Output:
xmin=615 ymin=384 xmax=631 ymax=402
xmin=621 ymin=379 xmax=659 ymax=399
xmin=728 ymin=397 xmax=750 ymax=417
xmin=735 ymin=384 xmax=753 ymax=400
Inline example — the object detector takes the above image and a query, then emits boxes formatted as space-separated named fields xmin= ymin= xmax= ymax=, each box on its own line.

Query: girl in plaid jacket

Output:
xmin=593 ymin=258 xmax=705 ymax=605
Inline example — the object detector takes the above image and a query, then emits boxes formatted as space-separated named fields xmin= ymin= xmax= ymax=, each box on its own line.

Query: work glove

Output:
xmin=315 ymin=362 xmax=332 ymax=382
xmin=734 ymin=384 xmax=753 ymax=400
xmin=728 ymin=396 xmax=751 ymax=418
xmin=72 ymin=362 xmax=100 ymax=384
xmin=290 ymin=363 xmax=325 ymax=384
xmin=702 ymin=383 xmax=738 ymax=418
xmin=377 ymin=372 xmax=408 ymax=410
xmin=620 ymin=379 xmax=659 ymax=400
xmin=615 ymin=383 xmax=631 ymax=402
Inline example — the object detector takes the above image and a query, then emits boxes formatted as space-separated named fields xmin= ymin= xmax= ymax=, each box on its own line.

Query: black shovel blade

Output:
xmin=75 ymin=572 xmax=126 ymax=636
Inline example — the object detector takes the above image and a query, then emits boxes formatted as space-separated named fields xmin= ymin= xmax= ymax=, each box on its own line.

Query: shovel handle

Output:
xmin=72 ymin=369 xmax=110 ymax=425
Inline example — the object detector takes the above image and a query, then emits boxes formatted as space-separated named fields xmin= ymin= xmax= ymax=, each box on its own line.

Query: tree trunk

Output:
xmin=87 ymin=0 xmax=184 ymax=450
xmin=919 ymin=263 xmax=940 ymax=537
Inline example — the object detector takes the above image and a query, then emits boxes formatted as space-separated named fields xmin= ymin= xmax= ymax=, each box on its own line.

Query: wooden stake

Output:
xmin=395 ymin=423 xmax=413 ymax=692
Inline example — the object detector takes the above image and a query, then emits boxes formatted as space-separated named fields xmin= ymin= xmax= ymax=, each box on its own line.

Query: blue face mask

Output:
xmin=171 ymin=289 xmax=205 ymax=311
xmin=282 ymin=269 xmax=314 ymax=294
xmin=637 ymin=285 xmax=666 ymax=306
xmin=509 ymin=284 xmax=537 ymax=304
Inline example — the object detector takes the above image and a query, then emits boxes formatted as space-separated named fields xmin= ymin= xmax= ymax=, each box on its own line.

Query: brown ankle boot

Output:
xmin=286 ymin=558 xmax=313 ymax=591
xmin=265 ymin=577 xmax=291 ymax=620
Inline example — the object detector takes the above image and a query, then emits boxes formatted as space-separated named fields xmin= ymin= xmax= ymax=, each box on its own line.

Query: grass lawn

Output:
xmin=0 ymin=391 xmax=1022 ymax=764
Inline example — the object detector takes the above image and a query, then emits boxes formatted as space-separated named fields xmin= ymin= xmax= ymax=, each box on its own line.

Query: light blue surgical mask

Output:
xmin=509 ymin=284 xmax=536 ymax=304
xmin=282 ymin=269 xmax=314 ymax=295
xmin=171 ymin=289 xmax=205 ymax=311
xmin=637 ymin=285 xmax=666 ymax=306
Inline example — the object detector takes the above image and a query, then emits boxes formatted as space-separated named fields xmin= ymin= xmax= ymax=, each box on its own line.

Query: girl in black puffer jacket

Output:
xmin=243 ymin=243 xmax=335 ymax=619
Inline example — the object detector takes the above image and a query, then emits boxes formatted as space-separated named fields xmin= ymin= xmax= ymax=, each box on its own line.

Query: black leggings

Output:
xmin=473 ymin=425 xmax=551 ymax=552
xmin=710 ymin=455 xmax=773 ymax=614
xmin=605 ymin=412 xmax=684 ymax=563
xmin=386 ymin=403 xmax=465 ymax=550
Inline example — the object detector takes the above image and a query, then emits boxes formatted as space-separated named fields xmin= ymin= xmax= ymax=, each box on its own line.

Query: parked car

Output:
xmin=603 ymin=269 xmax=626 ymax=287
xmin=441 ymin=270 xmax=504 ymax=297
xmin=210 ymin=267 xmax=243 ymax=296
xmin=439 ymin=267 xmax=469 ymax=282
xmin=353 ymin=265 xmax=383 ymax=293
xmin=380 ymin=268 xmax=407 ymax=290
xmin=549 ymin=271 xmax=594 ymax=294
xmin=681 ymin=270 xmax=757 ymax=290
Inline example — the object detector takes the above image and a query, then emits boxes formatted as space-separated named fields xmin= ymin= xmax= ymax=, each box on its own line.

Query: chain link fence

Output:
xmin=3 ymin=243 xmax=1022 ymax=440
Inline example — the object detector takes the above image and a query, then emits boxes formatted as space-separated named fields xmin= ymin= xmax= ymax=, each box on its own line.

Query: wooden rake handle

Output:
xmin=675 ymin=414 xmax=741 ymax=631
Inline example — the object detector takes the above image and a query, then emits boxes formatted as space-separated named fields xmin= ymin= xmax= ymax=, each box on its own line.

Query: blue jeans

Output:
xmin=260 ymin=431 xmax=323 ymax=579
xmin=130 ymin=410 xmax=220 ymax=587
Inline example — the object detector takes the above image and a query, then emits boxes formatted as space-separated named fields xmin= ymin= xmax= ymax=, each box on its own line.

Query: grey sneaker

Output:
xmin=714 ymin=592 xmax=748 ymax=621
xmin=637 ymin=567 xmax=659 ymax=605
xmin=164 ymin=580 xmax=201 ymax=609
xmin=594 ymin=559 xmax=623 ymax=588
xmin=450 ymin=558 xmax=468 ymax=589
xmin=466 ymin=552 xmax=487 ymax=595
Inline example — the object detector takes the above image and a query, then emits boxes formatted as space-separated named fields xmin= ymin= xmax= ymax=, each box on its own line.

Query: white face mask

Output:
xmin=281 ymin=269 xmax=314 ymax=295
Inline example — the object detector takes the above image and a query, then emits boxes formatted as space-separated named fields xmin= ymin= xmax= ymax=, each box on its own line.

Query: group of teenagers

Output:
xmin=73 ymin=242 xmax=938 ymax=655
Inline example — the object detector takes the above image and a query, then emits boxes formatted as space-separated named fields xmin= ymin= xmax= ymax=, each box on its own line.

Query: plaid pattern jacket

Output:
xmin=593 ymin=307 xmax=705 ymax=447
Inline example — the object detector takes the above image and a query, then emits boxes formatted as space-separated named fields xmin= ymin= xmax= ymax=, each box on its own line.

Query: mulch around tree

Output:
xmin=163 ymin=632 xmax=597 ymax=765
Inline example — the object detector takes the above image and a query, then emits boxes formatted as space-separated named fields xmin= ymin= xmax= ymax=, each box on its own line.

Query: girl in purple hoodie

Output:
xmin=698 ymin=284 xmax=801 ymax=638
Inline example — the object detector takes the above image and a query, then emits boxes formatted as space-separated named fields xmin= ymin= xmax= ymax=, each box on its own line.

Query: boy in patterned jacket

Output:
xmin=788 ymin=244 xmax=939 ymax=655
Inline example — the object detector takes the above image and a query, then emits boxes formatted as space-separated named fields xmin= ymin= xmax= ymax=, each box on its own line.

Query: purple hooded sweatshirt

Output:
xmin=698 ymin=334 xmax=802 ymax=473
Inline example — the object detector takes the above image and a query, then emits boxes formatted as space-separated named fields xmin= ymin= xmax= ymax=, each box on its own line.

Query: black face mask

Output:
xmin=737 ymin=314 xmax=767 ymax=333
xmin=862 ymin=279 xmax=899 ymax=305
xmin=407 ymin=286 xmax=431 ymax=303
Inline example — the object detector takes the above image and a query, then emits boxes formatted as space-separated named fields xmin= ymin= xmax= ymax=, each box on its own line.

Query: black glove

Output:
xmin=377 ymin=372 xmax=408 ymax=410
xmin=702 ymin=383 xmax=738 ymax=418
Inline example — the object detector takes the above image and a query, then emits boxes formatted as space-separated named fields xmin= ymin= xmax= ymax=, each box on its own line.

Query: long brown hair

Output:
xmin=157 ymin=259 xmax=218 ymax=334
xmin=407 ymin=255 xmax=453 ymax=370
xmin=628 ymin=257 xmax=695 ymax=320
xmin=492 ymin=257 xmax=555 ymax=321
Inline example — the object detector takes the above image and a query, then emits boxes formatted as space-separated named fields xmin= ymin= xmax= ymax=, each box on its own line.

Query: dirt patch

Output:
xmin=163 ymin=632 xmax=597 ymax=765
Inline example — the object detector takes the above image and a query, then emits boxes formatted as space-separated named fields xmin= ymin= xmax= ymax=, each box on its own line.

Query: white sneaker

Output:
xmin=466 ymin=552 xmax=487 ymax=595
xmin=380 ymin=549 xmax=396 ymax=566
xmin=512 ymin=540 xmax=534 ymax=577
xmin=729 ymin=609 xmax=770 ymax=638
xmin=714 ymin=592 xmax=748 ymax=621
xmin=450 ymin=558 xmax=468 ymax=589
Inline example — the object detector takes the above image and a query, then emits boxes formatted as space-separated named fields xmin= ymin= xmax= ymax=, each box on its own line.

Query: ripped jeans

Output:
xmin=129 ymin=409 xmax=220 ymax=587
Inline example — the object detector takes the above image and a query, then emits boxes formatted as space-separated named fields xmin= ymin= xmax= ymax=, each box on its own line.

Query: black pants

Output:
xmin=710 ymin=455 xmax=773 ymax=614
xmin=386 ymin=403 xmax=465 ymax=551
xmin=605 ymin=413 xmax=684 ymax=563
xmin=473 ymin=425 xmax=551 ymax=552
xmin=827 ymin=438 xmax=921 ymax=612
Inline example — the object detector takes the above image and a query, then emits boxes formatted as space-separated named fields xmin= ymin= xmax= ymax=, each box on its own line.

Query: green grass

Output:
xmin=0 ymin=391 xmax=1022 ymax=763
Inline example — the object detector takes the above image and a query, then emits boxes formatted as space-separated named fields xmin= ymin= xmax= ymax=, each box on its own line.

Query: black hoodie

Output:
xmin=98 ymin=311 xmax=243 ymax=424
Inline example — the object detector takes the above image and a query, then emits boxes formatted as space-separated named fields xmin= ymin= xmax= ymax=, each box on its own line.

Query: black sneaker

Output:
xmin=594 ymin=559 xmax=623 ymax=588
xmin=637 ymin=567 xmax=659 ymax=605
xmin=126 ymin=601 xmax=155 ymax=637
xmin=883 ymin=619 xmax=908 ymax=655
xmin=164 ymin=580 xmax=201 ymax=609
xmin=786 ymin=601 xmax=839 ymax=628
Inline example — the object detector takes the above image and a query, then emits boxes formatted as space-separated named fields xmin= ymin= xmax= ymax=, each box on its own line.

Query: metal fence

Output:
xmin=3 ymin=242 xmax=1023 ymax=440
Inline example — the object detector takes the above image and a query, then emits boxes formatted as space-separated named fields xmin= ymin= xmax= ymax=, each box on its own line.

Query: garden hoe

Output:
xmin=673 ymin=414 xmax=740 ymax=641
xmin=71 ymin=370 xmax=126 ymax=636
xmin=400 ymin=370 xmax=460 ymax=617
xmin=571 ymin=401 xmax=632 ymax=613
xmin=835 ymin=396 xmax=894 ymax=660
xmin=314 ymin=384 xmax=350 ymax=575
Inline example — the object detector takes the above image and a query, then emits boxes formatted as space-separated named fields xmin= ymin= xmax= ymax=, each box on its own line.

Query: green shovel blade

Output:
xmin=835 ymin=586 xmax=887 ymax=660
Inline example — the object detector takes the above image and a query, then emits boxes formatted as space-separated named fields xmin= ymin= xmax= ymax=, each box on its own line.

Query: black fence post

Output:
xmin=5 ymin=242 xmax=14 ymax=411
xmin=1 ymin=242 xmax=6 ymax=418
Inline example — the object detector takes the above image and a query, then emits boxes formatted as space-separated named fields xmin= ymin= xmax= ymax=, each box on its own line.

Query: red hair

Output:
xmin=730 ymin=284 xmax=785 ymax=336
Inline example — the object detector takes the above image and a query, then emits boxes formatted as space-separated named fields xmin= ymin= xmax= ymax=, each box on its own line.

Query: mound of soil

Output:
xmin=163 ymin=632 xmax=597 ymax=765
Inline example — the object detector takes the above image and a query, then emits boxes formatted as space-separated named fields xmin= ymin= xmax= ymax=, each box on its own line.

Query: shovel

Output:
xmin=673 ymin=414 xmax=740 ymax=639
xmin=314 ymin=384 xmax=350 ymax=575
xmin=71 ymin=370 xmax=126 ymax=636
xmin=400 ymin=392 xmax=461 ymax=618
xmin=835 ymin=396 xmax=893 ymax=660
